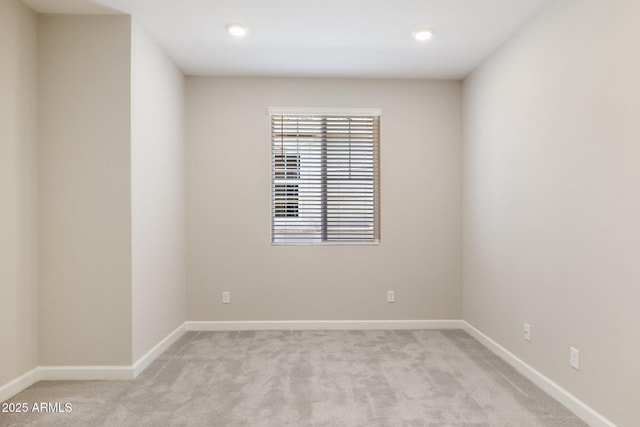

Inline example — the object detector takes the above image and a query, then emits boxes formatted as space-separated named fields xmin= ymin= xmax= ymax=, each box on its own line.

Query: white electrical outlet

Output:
xmin=386 ymin=290 xmax=395 ymax=303
xmin=222 ymin=291 xmax=231 ymax=304
xmin=523 ymin=323 xmax=531 ymax=341
xmin=570 ymin=347 xmax=580 ymax=370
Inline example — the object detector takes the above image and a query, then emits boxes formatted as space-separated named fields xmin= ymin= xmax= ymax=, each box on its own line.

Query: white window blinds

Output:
xmin=271 ymin=109 xmax=380 ymax=244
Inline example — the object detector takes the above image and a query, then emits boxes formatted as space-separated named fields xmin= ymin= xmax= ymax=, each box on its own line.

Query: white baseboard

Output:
xmin=38 ymin=366 xmax=133 ymax=381
xmin=1 ymin=366 xmax=133 ymax=401
xmin=4 ymin=318 xmax=613 ymax=427
xmin=132 ymin=323 xmax=186 ymax=377
xmin=1 ymin=323 xmax=189 ymax=402
xmin=6 ymin=320 xmax=455 ymax=402
xmin=0 ymin=319 xmax=459 ymax=403
xmin=462 ymin=321 xmax=617 ymax=427
xmin=0 ymin=367 xmax=41 ymax=403
xmin=186 ymin=319 xmax=463 ymax=331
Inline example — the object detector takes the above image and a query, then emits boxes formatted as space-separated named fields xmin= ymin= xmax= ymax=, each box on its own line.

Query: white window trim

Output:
xmin=269 ymin=107 xmax=381 ymax=246
xmin=268 ymin=107 xmax=382 ymax=117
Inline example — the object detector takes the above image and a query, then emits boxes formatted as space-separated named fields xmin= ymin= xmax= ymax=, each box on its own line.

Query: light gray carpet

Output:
xmin=1 ymin=330 xmax=586 ymax=426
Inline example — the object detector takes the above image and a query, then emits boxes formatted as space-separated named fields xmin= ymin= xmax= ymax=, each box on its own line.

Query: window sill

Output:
xmin=271 ymin=240 xmax=380 ymax=246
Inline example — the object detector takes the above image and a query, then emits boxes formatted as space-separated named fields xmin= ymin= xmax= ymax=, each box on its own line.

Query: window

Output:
xmin=270 ymin=108 xmax=380 ymax=244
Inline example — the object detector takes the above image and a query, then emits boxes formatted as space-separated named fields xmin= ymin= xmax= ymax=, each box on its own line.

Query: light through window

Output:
xmin=270 ymin=108 xmax=380 ymax=244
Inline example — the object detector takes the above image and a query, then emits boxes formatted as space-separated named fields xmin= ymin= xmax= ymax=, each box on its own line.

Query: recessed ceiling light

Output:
xmin=413 ymin=28 xmax=435 ymax=41
xmin=226 ymin=23 xmax=248 ymax=37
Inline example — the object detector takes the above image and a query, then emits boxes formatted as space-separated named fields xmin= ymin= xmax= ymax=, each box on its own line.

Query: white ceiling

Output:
xmin=22 ymin=0 xmax=553 ymax=79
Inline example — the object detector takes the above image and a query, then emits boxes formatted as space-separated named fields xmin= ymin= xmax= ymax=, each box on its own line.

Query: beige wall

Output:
xmin=187 ymin=77 xmax=462 ymax=321
xmin=38 ymin=15 xmax=133 ymax=365
xmin=0 ymin=0 xmax=38 ymax=386
xmin=131 ymin=23 xmax=186 ymax=361
xmin=463 ymin=0 xmax=640 ymax=425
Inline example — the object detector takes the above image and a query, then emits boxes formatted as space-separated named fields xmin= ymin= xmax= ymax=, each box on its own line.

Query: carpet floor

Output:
xmin=1 ymin=330 xmax=586 ymax=426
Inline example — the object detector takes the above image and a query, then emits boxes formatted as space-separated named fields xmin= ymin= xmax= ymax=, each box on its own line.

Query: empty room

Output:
xmin=1 ymin=0 xmax=638 ymax=425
